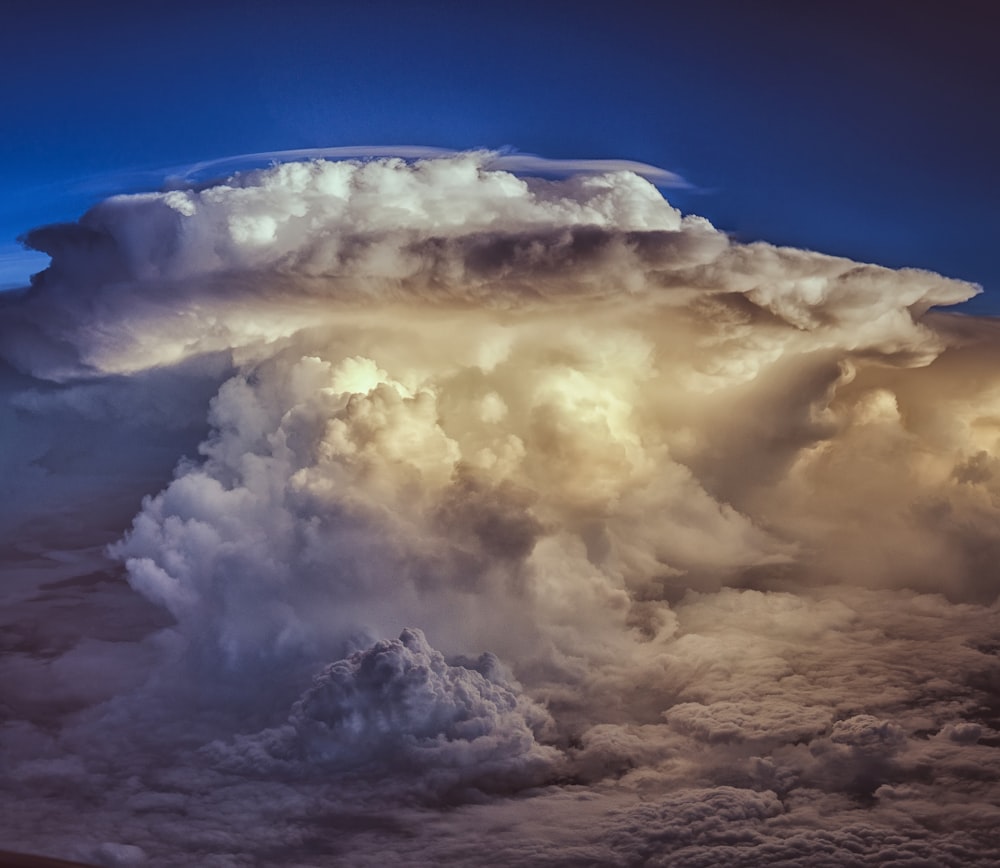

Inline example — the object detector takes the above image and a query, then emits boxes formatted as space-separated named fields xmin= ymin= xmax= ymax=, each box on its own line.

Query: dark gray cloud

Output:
xmin=208 ymin=628 xmax=560 ymax=802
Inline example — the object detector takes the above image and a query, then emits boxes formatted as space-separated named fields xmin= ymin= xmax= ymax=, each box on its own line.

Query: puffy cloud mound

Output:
xmin=209 ymin=628 xmax=560 ymax=796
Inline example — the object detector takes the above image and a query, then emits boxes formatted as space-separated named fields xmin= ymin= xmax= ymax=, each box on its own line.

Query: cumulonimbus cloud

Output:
xmin=1 ymin=151 xmax=999 ymax=866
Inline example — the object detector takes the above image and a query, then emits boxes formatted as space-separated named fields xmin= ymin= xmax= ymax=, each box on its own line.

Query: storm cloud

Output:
xmin=1 ymin=152 xmax=998 ymax=866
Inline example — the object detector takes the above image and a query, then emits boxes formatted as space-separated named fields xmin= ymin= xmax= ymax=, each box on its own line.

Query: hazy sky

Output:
xmin=2 ymin=3 xmax=1000 ymax=867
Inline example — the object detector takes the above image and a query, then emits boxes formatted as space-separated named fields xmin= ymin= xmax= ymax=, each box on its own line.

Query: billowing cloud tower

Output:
xmin=2 ymin=153 xmax=999 ymax=866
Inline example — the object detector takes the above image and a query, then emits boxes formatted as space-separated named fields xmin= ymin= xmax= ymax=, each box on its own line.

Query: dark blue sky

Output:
xmin=2 ymin=0 xmax=997 ymax=310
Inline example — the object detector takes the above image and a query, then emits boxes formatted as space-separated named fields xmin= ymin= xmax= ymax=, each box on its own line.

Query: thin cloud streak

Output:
xmin=177 ymin=146 xmax=689 ymax=187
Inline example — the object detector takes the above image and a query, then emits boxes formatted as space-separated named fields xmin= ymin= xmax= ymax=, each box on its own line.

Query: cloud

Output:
xmin=1 ymin=151 xmax=999 ymax=865
xmin=207 ymin=628 xmax=560 ymax=801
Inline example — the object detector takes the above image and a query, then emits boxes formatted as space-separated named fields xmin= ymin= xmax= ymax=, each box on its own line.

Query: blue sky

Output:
xmin=2 ymin=0 xmax=997 ymax=310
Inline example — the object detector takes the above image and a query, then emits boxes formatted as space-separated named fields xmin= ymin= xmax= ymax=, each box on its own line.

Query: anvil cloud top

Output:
xmin=0 ymin=0 xmax=996 ymax=309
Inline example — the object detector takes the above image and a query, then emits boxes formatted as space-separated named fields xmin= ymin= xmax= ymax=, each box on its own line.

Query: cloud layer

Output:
xmin=1 ymin=151 xmax=998 ymax=866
